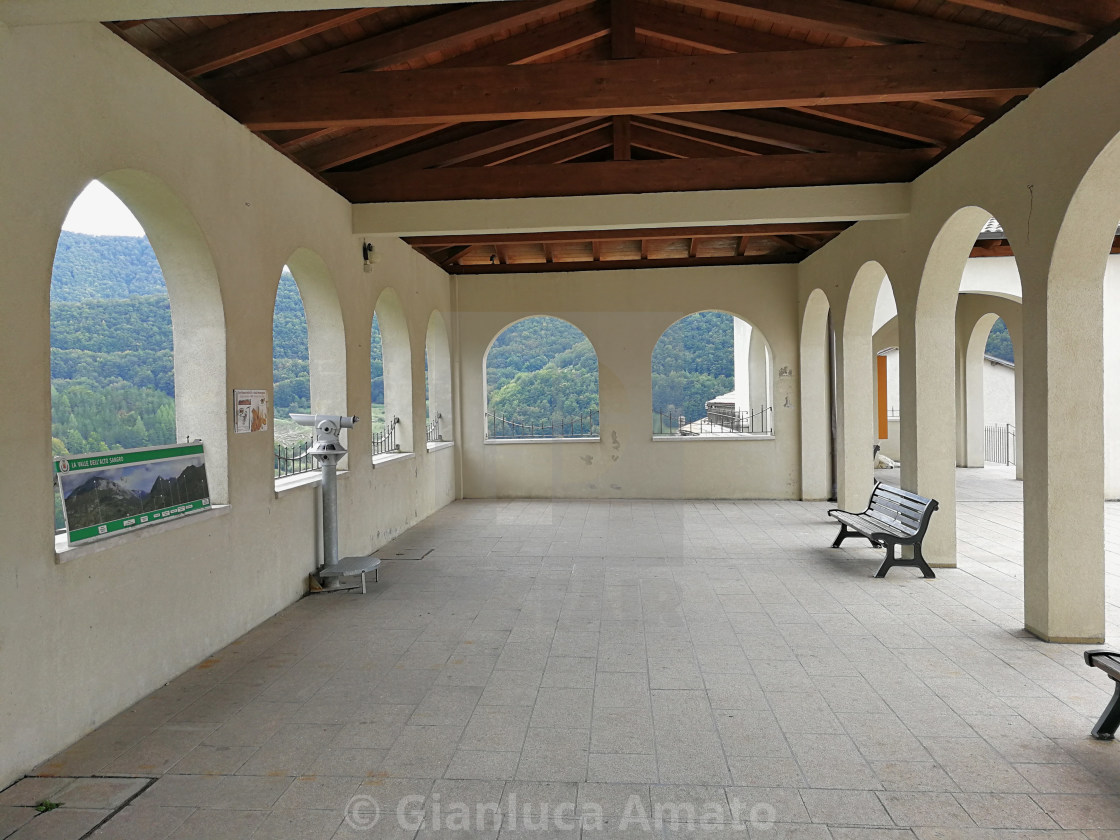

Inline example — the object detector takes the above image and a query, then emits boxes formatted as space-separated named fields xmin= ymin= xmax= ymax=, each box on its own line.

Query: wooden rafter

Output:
xmin=633 ymin=2 xmax=818 ymax=55
xmin=404 ymin=223 xmax=851 ymax=247
xmin=673 ymin=0 xmax=1023 ymax=45
xmin=630 ymin=117 xmax=771 ymax=155
xmin=438 ymin=7 xmax=610 ymax=68
xmin=631 ymin=124 xmax=743 ymax=158
xmin=643 ymin=111 xmax=900 ymax=154
xmin=943 ymin=0 xmax=1120 ymax=34
xmin=790 ymin=103 xmax=969 ymax=146
xmin=369 ymin=118 xmax=601 ymax=173
xmin=251 ymin=0 xmax=592 ymax=81
xmin=298 ymin=124 xmax=455 ymax=171
xmin=450 ymin=253 xmax=801 ymax=273
xmin=157 ymin=9 xmax=378 ymax=76
xmin=214 ymin=43 xmax=1051 ymax=130
xmin=453 ymin=121 xmax=610 ymax=167
xmin=507 ymin=126 xmax=614 ymax=165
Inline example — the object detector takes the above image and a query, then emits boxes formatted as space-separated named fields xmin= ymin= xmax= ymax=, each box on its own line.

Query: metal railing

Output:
xmin=275 ymin=438 xmax=315 ymax=477
xmin=985 ymin=423 xmax=1016 ymax=465
xmin=374 ymin=416 xmax=401 ymax=456
xmin=654 ymin=406 xmax=772 ymax=436
xmin=485 ymin=410 xmax=598 ymax=439
xmin=426 ymin=413 xmax=443 ymax=443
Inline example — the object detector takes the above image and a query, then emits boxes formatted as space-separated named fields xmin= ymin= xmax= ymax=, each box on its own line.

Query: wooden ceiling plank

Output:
xmin=689 ymin=238 xmax=700 ymax=257
xmin=332 ymin=148 xmax=936 ymax=202
xmin=942 ymin=0 xmax=1120 ymax=34
xmin=592 ymin=240 xmax=603 ymax=261
xmin=737 ymin=236 xmax=751 ymax=256
xmin=438 ymin=245 xmax=476 ymax=267
xmin=158 ymin=8 xmax=379 ymax=76
xmin=674 ymin=0 xmax=1023 ymax=45
xmin=298 ymin=123 xmax=454 ymax=171
xmin=256 ymin=0 xmax=591 ymax=80
xmin=791 ymin=102 xmax=967 ymax=145
xmin=644 ymin=111 xmax=898 ymax=154
xmin=217 ymin=42 xmax=1051 ymax=130
xmin=405 ymin=222 xmax=851 ymax=247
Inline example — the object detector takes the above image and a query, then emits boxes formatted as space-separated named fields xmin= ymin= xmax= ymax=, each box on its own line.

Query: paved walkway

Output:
xmin=4 ymin=475 xmax=1120 ymax=838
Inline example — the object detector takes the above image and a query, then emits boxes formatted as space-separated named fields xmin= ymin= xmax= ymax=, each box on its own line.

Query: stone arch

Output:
xmin=425 ymin=309 xmax=453 ymax=443
xmin=835 ymin=261 xmax=892 ymax=509
xmin=800 ymin=288 xmax=832 ymax=499
xmin=373 ymin=287 xmax=414 ymax=454
xmin=74 ymin=170 xmax=229 ymax=501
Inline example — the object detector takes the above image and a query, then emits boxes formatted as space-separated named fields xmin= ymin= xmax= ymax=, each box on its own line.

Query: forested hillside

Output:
xmin=50 ymin=231 xmax=1017 ymax=459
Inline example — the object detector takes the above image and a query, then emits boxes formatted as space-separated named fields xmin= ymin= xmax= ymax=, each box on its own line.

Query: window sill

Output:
xmin=274 ymin=469 xmax=349 ymax=496
xmin=55 ymin=505 xmax=232 ymax=564
xmin=372 ymin=451 xmax=415 ymax=467
xmin=484 ymin=437 xmax=600 ymax=445
xmin=652 ymin=434 xmax=775 ymax=442
xmin=426 ymin=441 xmax=454 ymax=453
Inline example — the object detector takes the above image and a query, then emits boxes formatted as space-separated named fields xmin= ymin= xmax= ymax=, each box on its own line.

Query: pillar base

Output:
xmin=1024 ymin=624 xmax=1105 ymax=644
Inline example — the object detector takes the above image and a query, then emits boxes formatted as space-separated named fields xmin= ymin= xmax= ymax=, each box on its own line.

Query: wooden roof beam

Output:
xmin=943 ymin=0 xmax=1120 ymax=34
xmin=330 ymin=148 xmax=936 ymax=202
xmin=790 ymin=103 xmax=968 ymax=146
xmin=404 ymin=223 xmax=851 ymax=247
xmin=506 ymin=126 xmax=614 ymax=165
xmin=449 ymin=254 xmax=800 ymax=273
xmin=643 ymin=112 xmax=904 ymax=154
xmin=633 ymin=2 xmax=820 ymax=54
xmin=630 ymin=124 xmax=744 ymax=158
xmin=438 ymin=7 xmax=610 ymax=68
xmin=371 ymin=118 xmax=601 ymax=173
xmin=254 ymin=0 xmax=592 ymax=80
xmin=297 ymin=124 xmax=454 ymax=171
xmin=217 ymin=43 xmax=1051 ymax=130
xmin=630 ymin=117 xmax=771 ymax=155
xmin=673 ymin=0 xmax=1023 ymax=45
xmin=158 ymin=8 xmax=378 ymax=76
xmin=452 ymin=121 xmax=610 ymax=167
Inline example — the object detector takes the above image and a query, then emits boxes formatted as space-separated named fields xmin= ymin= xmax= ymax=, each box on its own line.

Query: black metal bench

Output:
xmin=1084 ymin=649 xmax=1120 ymax=739
xmin=828 ymin=482 xmax=939 ymax=578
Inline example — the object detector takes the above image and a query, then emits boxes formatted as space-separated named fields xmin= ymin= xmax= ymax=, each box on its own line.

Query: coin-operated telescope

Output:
xmin=290 ymin=413 xmax=379 ymax=592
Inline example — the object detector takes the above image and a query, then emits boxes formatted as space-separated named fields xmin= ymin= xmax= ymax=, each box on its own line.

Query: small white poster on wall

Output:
xmin=234 ymin=390 xmax=269 ymax=433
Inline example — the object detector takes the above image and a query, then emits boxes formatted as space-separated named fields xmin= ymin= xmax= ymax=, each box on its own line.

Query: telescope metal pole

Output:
xmin=321 ymin=458 xmax=340 ymax=571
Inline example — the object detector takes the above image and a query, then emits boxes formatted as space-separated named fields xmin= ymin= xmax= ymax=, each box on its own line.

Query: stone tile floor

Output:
xmin=5 ymin=467 xmax=1120 ymax=839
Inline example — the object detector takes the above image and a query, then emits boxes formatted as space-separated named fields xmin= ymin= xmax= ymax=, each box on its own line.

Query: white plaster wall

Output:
xmin=984 ymin=361 xmax=1016 ymax=427
xmin=0 ymin=22 xmax=455 ymax=787
xmin=455 ymin=265 xmax=802 ymax=499
xmin=1104 ymin=257 xmax=1120 ymax=498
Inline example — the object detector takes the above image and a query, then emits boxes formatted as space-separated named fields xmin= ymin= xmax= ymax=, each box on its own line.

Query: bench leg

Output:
xmin=911 ymin=543 xmax=936 ymax=579
xmin=1091 ymin=679 xmax=1120 ymax=740
xmin=874 ymin=543 xmax=897 ymax=578
xmin=832 ymin=524 xmax=882 ymax=549
xmin=874 ymin=544 xmax=936 ymax=579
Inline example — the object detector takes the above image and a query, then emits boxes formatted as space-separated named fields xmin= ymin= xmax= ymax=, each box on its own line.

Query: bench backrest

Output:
xmin=866 ymin=483 xmax=938 ymax=536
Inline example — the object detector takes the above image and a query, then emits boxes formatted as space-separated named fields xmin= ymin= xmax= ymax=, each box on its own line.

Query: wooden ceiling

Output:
xmin=111 ymin=0 xmax=1120 ymax=272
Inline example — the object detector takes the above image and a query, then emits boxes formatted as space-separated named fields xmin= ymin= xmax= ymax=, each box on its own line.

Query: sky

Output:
xmin=61 ymin=180 xmax=146 ymax=237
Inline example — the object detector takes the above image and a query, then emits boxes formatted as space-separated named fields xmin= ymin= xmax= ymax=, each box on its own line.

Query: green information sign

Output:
xmin=55 ymin=442 xmax=210 ymax=545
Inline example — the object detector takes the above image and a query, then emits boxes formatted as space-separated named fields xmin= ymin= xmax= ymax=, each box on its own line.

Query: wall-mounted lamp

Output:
xmin=362 ymin=240 xmax=381 ymax=273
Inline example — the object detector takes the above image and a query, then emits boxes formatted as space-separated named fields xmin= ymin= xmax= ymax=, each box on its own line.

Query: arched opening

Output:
xmin=425 ymin=310 xmax=452 ymax=445
xmin=652 ymin=310 xmax=773 ymax=436
xmin=837 ymin=261 xmax=893 ymax=510
xmin=272 ymin=249 xmax=346 ymax=478
xmin=51 ymin=173 xmax=228 ymax=532
xmin=485 ymin=316 xmax=599 ymax=439
xmin=373 ymin=288 xmax=413 ymax=457
xmin=800 ymin=288 xmax=833 ymax=500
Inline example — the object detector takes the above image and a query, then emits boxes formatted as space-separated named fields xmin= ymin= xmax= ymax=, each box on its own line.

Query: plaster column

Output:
xmin=835 ymin=311 xmax=875 ymax=511
xmin=733 ymin=316 xmax=751 ymax=400
xmin=799 ymin=292 xmax=832 ymax=500
xmin=1021 ymin=257 xmax=1105 ymax=642
xmin=748 ymin=323 xmax=769 ymax=425
xmin=897 ymin=290 xmax=958 ymax=568
xmin=1104 ymin=258 xmax=1120 ymax=498
xmin=958 ymin=314 xmax=997 ymax=468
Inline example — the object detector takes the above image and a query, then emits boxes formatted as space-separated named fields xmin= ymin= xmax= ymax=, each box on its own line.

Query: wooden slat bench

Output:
xmin=1084 ymin=649 xmax=1120 ymax=740
xmin=828 ymin=482 xmax=939 ymax=578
